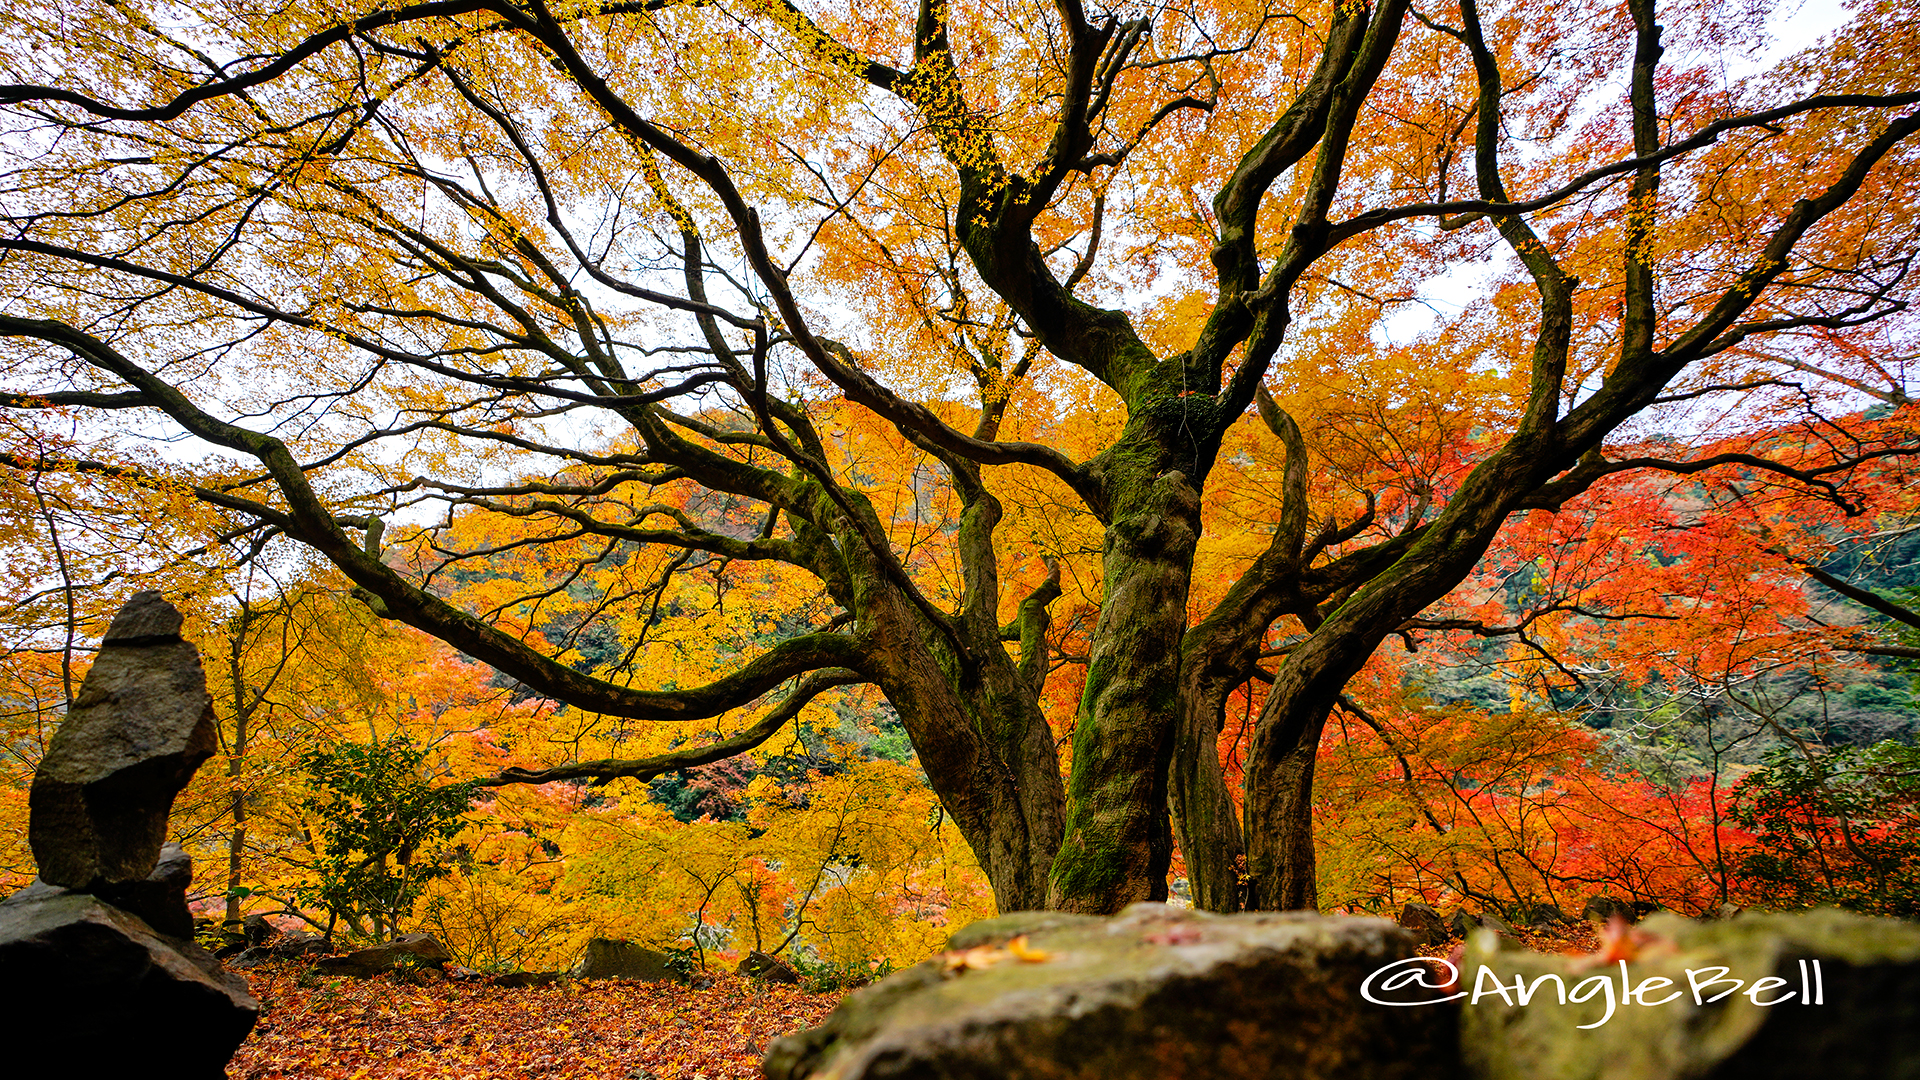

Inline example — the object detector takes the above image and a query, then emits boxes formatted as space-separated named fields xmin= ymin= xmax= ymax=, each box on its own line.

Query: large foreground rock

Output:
xmin=763 ymin=903 xmax=1458 ymax=1080
xmin=1461 ymin=908 xmax=1920 ymax=1080
xmin=0 ymin=885 xmax=258 ymax=1076
xmin=572 ymin=937 xmax=680 ymax=982
xmin=315 ymin=932 xmax=452 ymax=977
xmin=27 ymin=592 xmax=217 ymax=890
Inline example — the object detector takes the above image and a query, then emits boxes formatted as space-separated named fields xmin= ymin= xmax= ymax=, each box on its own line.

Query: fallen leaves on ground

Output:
xmin=231 ymin=965 xmax=841 ymax=1080
xmin=1411 ymin=918 xmax=1602 ymax=961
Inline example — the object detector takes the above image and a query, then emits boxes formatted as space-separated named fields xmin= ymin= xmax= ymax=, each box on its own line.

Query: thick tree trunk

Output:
xmin=866 ymin=593 xmax=1066 ymax=912
xmin=1046 ymin=468 xmax=1201 ymax=912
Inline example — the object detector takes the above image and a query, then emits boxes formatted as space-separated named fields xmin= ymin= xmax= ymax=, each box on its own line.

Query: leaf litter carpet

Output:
xmin=230 ymin=965 xmax=839 ymax=1080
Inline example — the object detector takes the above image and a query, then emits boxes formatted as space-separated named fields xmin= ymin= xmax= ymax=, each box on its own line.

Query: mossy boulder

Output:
xmin=570 ymin=938 xmax=679 ymax=982
xmin=1460 ymin=909 xmax=1920 ymax=1080
xmin=763 ymin=902 xmax=1458 ymax=1080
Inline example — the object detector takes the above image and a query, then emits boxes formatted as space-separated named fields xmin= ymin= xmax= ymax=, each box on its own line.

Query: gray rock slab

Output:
xmin=0 ymin=886 xmax=258 ymax=1077
xmin=314 ymin=932 xmax=452 ymax=977
xmin=27 ymin=593 xmax=216 ymax=889
xmin=272 ymin=930 xmax=329 ymax=958
xmin=1460 ymin=908 xmax=1920 ymax=1080
xmin=739 ymin=950 xmax=801 ymax=984
xmin=764 ymin=902 xmax=1459 ymax=1080
xmin=571 ymin=937 xmax=680 ymax=982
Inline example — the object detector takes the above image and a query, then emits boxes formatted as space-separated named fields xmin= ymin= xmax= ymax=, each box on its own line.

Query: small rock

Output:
xmin=243 ymin=913 xmax=280 ymax=945
xmin=1397 ymin=902 xmax=1450 ymax=945
xmin=314 ymin=932 xmax=452 ymax=977
xmin=1581 ymin=894 xmax=1634 ymax=924
xmin=1479 ymin=911 xmax=1519 ymax=938
xmin=1448 ymin=909 xmax=1482 ymax=938
xmin=27 ymin=593 xmax=217 ymax=890
xmin=227 ymin=945 xmax=276 ymax=969
xmin=571 ymin=938 xmax=680 ymax=982
xmin=272 ymin=930 xmax=329 ymax=958
xmin=738 ymin=950 xmax=801 ymax=984
xmin=1514 ymin=901 xmax=1569 ymax=929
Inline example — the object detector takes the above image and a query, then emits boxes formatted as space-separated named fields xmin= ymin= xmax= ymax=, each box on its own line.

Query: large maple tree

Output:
xmin=4 ymin=0 xmax=1919 ymax=914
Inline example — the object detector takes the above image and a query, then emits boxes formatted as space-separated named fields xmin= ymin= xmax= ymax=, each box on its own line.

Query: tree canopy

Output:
xmin=4 ymin=0 xmax=1919 ymax=915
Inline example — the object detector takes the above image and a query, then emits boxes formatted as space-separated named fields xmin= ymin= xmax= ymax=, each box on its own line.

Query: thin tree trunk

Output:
xmin=224 ymin=610 xmax=254 ymax=926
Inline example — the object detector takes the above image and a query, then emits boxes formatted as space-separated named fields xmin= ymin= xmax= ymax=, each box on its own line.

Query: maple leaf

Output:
xmin=941 ymin=944 xmax=1009 ymax=973
xmin=1006 ymin=935 xmax=1052 ymax=962
xmin=1570 ymin=916 xmax=1673 ymax=971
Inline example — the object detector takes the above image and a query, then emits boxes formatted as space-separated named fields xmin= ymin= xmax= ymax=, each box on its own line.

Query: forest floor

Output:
xmin=229 ymin=966 xmax=839 ymax=1080
xmin=229 ymin=920 xmax=1605 ymax=1080
xmin=1413 ymin=918 xmax=1602 ymax=959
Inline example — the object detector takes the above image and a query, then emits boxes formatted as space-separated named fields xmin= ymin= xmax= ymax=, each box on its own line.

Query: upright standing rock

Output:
xmin=27 ymin=592 xmax=217 ymax=889
xmin=2 ymin=592 xmax=256 ymax=1077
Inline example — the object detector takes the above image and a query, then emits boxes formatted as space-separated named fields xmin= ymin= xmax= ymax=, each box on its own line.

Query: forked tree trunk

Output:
xmin=866 ymin=592 xmax=1067 ymax=913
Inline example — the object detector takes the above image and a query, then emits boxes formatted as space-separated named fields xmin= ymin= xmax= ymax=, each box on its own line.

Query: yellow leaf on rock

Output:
xmin=1007 ymin=935 xmax=1051 ymax=963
